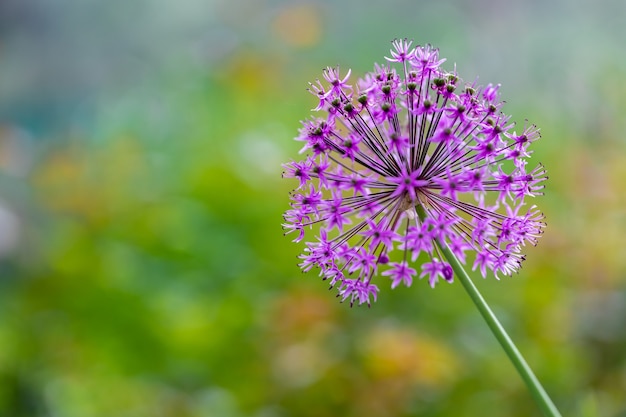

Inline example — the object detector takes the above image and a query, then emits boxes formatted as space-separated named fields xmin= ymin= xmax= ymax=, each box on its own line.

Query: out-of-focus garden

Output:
xmin=1 ymin=1 xmax=625 ymax=416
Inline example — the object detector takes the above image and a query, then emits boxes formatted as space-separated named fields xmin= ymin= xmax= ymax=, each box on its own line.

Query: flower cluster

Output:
xmin=283 ymin=39 xmax=546 ymax=306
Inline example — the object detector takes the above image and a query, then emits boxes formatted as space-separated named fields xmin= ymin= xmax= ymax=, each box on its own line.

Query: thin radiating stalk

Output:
xmin=415 ymin=204 xmax=562 ymax=417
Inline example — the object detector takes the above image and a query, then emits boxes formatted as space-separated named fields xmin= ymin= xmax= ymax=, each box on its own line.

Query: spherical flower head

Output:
xmin=282 ymin=39 xmax=547 ymax=306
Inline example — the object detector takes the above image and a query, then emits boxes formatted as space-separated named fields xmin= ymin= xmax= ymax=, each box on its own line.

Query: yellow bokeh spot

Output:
xmin=271 ymin=3 xmax=322 ymax=48
xmin=361 ymin=324 xmax=461 ymax=388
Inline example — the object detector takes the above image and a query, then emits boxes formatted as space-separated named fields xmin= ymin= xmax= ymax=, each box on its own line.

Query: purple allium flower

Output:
xmin=282 ymin=39 xmax=546 ymax=306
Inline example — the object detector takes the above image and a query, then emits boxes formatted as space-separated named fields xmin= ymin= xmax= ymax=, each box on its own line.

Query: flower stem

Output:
xmin=415 ymin=204 xmax=562 ymax=417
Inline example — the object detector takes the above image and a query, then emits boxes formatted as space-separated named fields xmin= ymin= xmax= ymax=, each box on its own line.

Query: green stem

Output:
xmin=415 ymin=204 xmax=562 ymax=417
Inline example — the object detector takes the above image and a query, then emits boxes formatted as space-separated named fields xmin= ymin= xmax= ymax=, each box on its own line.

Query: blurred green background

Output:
xmin=1 ymin=1 xmax=626 ymax=416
